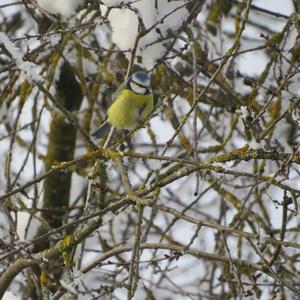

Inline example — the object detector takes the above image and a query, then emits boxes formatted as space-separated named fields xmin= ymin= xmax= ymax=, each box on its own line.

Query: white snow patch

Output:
xmin=236 ymin=105 xmax=249 ymax=119
xmin=37 ymin=0 xmax=84 ymax=17
xmin=44 ymin=33 xmax=61 ymax=47
xmin=100 ymin=0 xmax=188 ymax=69
xmin=249 ymin=139 xmax=262 ymax=150
xmin=0 ymin=32 xmax=43 ymax=83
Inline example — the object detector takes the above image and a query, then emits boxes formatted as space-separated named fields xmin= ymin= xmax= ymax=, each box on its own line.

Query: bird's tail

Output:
xmin=91 ymin=121 xmax=111 ymax=139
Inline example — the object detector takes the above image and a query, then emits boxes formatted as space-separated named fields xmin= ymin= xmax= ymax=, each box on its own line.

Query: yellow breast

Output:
xmin=107 ymin=89 xmax=153 ymax=129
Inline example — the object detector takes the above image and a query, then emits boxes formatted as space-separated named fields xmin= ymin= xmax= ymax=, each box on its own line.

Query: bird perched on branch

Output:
xmin=91 ymin=71 xmax=154 ymax=139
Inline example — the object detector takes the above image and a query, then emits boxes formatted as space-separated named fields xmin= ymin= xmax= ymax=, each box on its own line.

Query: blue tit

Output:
xmin=91 ymin=71 xmax=154 ymax=139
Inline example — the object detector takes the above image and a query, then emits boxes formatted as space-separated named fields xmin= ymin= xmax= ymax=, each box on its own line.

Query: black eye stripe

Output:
xmin=130 ymin=79 xmax=148 ymax=89
xmin=129 ymin=80 xmax=151 ymax=95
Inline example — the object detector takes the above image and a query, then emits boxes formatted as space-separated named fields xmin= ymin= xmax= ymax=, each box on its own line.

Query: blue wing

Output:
xmin=91 ymin=121 xmax=111 ymax=139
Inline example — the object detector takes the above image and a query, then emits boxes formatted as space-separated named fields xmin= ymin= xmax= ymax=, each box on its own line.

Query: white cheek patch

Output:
xmin=130 ymin=82 xmax=147 ymax=94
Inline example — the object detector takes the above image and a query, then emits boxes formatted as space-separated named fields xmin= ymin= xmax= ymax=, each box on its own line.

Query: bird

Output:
xmin=91 ymin=71 xmax=154 ymax=139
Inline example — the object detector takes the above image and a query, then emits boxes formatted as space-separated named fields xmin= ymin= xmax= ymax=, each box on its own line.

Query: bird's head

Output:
xmin=128 ymin=71 xmax=151 ymax=95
